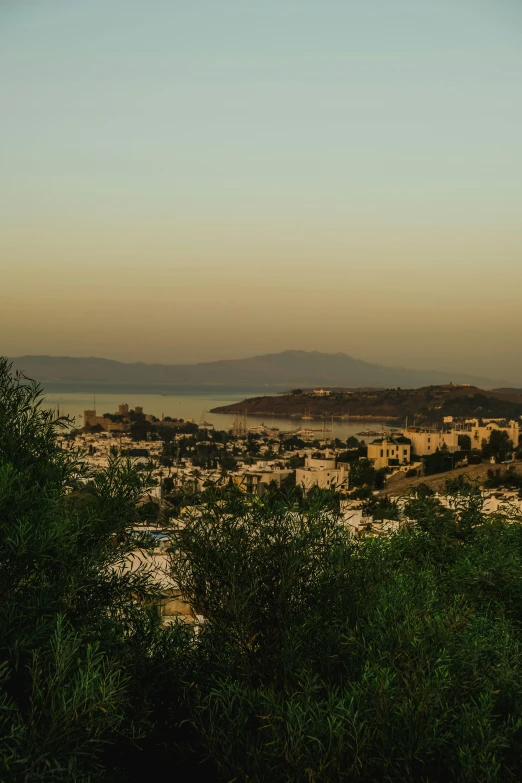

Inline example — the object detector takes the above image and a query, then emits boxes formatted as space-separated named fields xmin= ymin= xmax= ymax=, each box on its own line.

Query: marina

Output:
xmin=44 ymin=390 xmax=388 ymax=442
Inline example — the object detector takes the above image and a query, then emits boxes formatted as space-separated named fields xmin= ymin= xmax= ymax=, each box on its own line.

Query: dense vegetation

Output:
xmin=0 ymin=360 xmax=192 ymax=781
xmin=3 ymin=358 xmax=522 ymax=781
xmin=171 ymin=487 xmax=522 ymax=782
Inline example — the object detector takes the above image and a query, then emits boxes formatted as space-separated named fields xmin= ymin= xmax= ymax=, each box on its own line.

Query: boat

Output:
xmin=295 ymin=428 xmax=319 ymax=438
xmin=199 ymin=409 xmax=214 ymax=428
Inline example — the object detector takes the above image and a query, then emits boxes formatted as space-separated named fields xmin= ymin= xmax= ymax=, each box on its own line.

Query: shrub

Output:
xmin=0 ymin=359 xmax=189 ymax=781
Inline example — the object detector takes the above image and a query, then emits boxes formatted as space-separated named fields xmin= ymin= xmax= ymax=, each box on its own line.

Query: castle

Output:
xmin=83 ymin=403 xmax=150 ymax=432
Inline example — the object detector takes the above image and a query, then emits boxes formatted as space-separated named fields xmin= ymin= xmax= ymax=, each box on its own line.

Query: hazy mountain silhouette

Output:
xmin=8 ymin=351 xmax=510 ymax=390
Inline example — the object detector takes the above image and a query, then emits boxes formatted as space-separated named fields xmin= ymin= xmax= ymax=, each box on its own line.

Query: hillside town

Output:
xmin=58 ymin=400 xmax=522 ymax=514
xmin=51 ymin=400 xmax=522 ymax=629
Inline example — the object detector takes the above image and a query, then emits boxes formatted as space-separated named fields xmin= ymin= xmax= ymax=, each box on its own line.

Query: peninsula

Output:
xmin=210 ymin=385 xmax=522 ymax=425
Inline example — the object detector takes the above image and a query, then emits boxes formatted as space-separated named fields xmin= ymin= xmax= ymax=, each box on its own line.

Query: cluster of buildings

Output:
xmin=67 ymin=404 xmax=522 ymax=501
xmin=367 ymin=419 xmax=520 ymax=470
xmin=367 ymin=429 xmax=462 ymax=470
xmin=64 ymin=427 xmax=354 ymax=498
xmin=341 ymin=485 xmax=522 ymax=538
xmin=452 ymin=418 xmax=520 ymax=450
xmin=73 ymin=406 xmax=521 ymax=627
xmin=126 ymin=481 xmax=522 ymax=627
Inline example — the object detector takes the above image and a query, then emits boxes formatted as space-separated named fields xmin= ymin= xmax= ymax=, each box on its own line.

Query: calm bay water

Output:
xmin=43 ymin=390 xmax=387 ymax=440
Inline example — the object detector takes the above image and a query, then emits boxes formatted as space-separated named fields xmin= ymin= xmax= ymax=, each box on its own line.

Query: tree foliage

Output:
xmin=0 ymin=359 xmax=190 ymax=781
xmin=482 ymin=430 xmax=514 ymax=461
xmin=4 ymin=358 xmax=522 ymax=781
xmin=170 ymin=490 xmax=522 ymax=782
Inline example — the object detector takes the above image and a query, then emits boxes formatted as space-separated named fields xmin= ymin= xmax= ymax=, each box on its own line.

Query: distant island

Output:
xmin=210 ymin=385 xmax=522 ymax=425
xmin=8 ymin=351 xmax=515 ymax=391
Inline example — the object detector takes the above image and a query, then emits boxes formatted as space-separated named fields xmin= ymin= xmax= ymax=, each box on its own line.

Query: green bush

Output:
xmin=171 ymin=490 xmax=522 ymax=782
xmin=4 ymin=358 xmax=522 ymax=782
xmin=0 ymin=359 xmax=192 ymax=781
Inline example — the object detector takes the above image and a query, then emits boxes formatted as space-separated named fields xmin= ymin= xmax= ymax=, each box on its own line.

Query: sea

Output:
xmin=43 ymin=387 xmax=388 ymax=441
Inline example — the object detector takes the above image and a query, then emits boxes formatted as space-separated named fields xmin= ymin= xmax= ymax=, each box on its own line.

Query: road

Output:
xmin=378 ymin=461 xmax=521 ymax=497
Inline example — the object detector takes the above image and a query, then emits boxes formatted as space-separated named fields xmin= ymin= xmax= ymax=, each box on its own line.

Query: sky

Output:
xmin=1 ymin=0 xmax=521 ymax=382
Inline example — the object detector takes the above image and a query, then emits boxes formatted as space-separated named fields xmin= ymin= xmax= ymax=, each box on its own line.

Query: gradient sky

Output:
xmin=1 ymin=0 xmax=521 ymax=381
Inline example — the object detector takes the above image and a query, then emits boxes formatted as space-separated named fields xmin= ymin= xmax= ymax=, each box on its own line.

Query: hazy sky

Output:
xmin=1 ymin=0 xmax=521 ymax=381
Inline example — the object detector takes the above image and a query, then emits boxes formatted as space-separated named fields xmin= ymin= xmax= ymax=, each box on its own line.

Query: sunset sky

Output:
xmin=1 ymin=0 xmax=521 ymax=381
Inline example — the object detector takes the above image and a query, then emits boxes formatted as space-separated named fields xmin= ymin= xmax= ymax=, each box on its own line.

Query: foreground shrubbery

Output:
xmin=0 ymin=361 xmax=193 ymax=781
xmin=2 ymin=358 xmax=522 ymax=781
xmin=171 ymin=488 xmax=522 ymax=782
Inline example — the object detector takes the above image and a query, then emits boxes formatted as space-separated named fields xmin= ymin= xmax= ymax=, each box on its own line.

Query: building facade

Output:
xmin=401 ymin=429 xmax=459 ymax=456
xmin=232 ymin=465 xmax=293 ymax=496
xmin=367 ymin=438 xmax=411 ymax=470
xmin=456 ymin=419 xmax=520 ymax=450
xmin=296 ymin=456 xmax=350 ymax=492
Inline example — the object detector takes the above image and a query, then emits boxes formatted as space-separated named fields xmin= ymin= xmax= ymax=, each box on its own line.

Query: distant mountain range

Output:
xmin=7 ymin=351 xmax=513 ymax=391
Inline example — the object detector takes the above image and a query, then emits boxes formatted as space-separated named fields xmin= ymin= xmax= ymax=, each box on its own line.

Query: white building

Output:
xmin=233 ymin=463 xmax=293 ymax=495
xmin=296 ymin=456 xmax=350 ymax=493
xmin=401 ymin=429 xmax=459 ymax=456
xmin=455 ymin=419 xmax=520 ymax=450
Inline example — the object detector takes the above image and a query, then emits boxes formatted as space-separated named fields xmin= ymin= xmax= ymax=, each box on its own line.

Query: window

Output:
xmin=380 ymin=449 xmax=383 ymax=457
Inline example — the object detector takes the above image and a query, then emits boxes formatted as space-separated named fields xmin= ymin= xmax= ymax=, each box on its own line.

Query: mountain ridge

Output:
xmin=7 ymin=351 xmax=515 ymax=390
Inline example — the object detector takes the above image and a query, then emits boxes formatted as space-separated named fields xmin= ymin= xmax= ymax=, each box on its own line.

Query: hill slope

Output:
xmin=211 ymin=386 xmax=522 ymax=423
